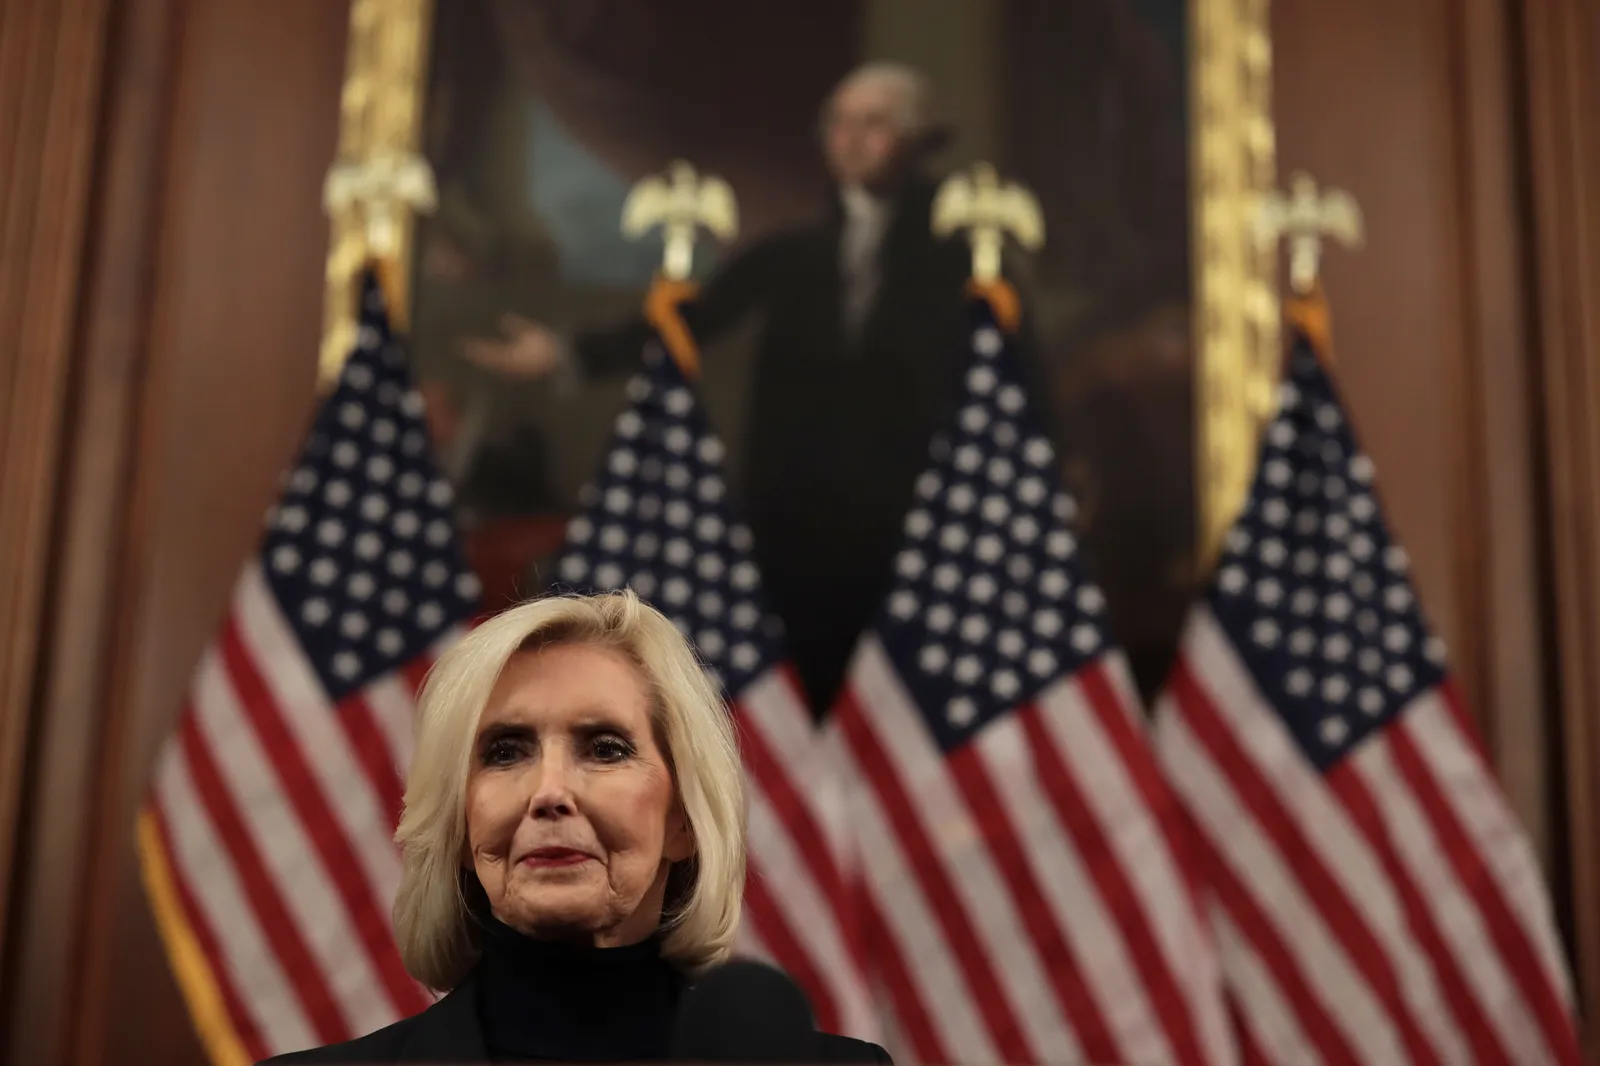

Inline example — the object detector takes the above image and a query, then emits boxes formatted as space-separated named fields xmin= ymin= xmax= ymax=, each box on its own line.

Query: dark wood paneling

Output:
xmin=2 ymin=1 xmax=350 ymax=1064
xmin=4 ymin=0 xmax=183 ymax=1062
xmin=1272 ymin=0 xmax=1554 ymax=862
xmin=0 ymin=0 xmax=113 ymax=990
xmin=77 ymin=3 xmax=349 ymax=1060
xmin=1521 ymin=0 xmax=1600 ymax=1038
xmin=1446 ymin=0 xmax=1554 ymax=895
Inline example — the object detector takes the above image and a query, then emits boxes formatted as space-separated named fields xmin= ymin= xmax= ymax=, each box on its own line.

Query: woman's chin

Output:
xmin=501 ymin=890 xmax=608 ymax=935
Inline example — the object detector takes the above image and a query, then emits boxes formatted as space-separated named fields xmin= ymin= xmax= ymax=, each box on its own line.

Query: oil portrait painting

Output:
xmin=409 ymin=0 xmax=1192 ymax=690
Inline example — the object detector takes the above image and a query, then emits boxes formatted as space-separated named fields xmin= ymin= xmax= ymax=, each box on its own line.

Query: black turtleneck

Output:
xmin=473 ymin=918 xmax=686 ymax=1063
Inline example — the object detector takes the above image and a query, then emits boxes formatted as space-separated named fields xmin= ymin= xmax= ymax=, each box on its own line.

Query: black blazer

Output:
xmin=258 ymin=970 xmax=892 ymax=1064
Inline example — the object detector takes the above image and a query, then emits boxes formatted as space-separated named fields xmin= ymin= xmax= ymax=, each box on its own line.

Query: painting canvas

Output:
xmin=409 ymin=0 xmax=1192 ymax=692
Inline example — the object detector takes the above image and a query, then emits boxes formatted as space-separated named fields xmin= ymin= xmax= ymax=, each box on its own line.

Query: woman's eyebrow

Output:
xmin=475 ymin=721 xmax=534 ymax=742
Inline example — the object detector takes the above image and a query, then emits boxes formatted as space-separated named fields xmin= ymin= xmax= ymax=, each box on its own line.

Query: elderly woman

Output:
xmin=264 ymin=591 xmax=887 ymax=1064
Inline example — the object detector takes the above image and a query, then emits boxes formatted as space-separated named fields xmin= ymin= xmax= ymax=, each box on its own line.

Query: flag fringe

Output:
xmin=967 ymin=278 xmax=1021 ymax=332
xmin=644 ymin=277 xmax=702 ymax=378
xmin=1286 ymin=283 xmax=1334 ymax=364
xmin=137 ymin=809 xmax=251 ymax=1066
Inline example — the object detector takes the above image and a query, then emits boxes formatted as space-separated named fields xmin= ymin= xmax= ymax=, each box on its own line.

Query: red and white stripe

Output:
xmin=1155 ymin=609 xmax=1581 ymax=1066
xmin=831 ymin=635 xmax=1236 ymax=1066
xmin=146 ymin=564 xmax=441 ymax=1062
xmin=734 ymin=665 xmax=878 ymax=1043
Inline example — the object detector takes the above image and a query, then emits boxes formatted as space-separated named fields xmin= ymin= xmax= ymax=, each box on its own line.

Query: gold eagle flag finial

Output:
xmin=621 ymin=160 xmax=739 ymax=281
xmin=319 ymin=150 xmax=438 ymax=388
xmin=322 ymin=150 xmax=439 ymax=263
xmin=1254 ymin=170 xmax=1364 ymax=295
xmin=931 ymin=163 xmax=1045 ymax=283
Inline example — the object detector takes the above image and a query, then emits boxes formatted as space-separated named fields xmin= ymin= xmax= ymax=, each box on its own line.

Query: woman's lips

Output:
xmin=520 ymin=847 xmax=592 ymax=869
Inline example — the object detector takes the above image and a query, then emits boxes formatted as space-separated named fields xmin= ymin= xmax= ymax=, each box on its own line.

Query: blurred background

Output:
xmin=414 ymin=0 xmax=1194 ymax=692
xmin=1 ymin=0 xmax=1597 ymax=1063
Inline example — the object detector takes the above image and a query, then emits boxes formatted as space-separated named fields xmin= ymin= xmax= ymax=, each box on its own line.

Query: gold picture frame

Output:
xmin=319 ymin=0 xmax=1281 ymax=581
xmin=1190 ymin=0 xmax=1281 ymax=569
xmin=318 ymin=0 xmax=435 ymax=385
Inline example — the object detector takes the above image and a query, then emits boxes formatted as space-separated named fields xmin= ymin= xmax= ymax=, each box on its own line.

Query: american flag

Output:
xmin=550 ymin=337 xmax=878 ymax=1041
xmin=138 ymin=274 xmax=481 ymax=1065
xmin=828 ymin=298 xmax=1235 ymax=1066
xmin=1152 ymin=329 xmax=1582 ymax=1065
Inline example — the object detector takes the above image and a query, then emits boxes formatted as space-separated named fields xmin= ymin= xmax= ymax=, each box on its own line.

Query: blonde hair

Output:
xmin=392 ymin=590 xmax=746 ymax=990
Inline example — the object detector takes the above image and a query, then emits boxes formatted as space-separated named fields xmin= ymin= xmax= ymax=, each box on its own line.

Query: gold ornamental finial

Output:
xmin=621 ymin=160 xmax=739 ymax=281
xmin=322 ymin=151 xmax=438 ymax=262
xmin=931 ymin=163 xmax=1044 ymax=282
xmin=1254 ymin=171 xmax=1364 ymax=295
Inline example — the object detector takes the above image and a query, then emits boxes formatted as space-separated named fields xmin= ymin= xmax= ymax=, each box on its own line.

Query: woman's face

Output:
xmin=465 ymin=642 xmax=692 ymax=945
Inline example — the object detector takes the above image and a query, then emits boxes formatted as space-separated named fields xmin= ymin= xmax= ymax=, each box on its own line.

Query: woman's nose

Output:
xmin=527 ymin=749 xmax=577 ymax=818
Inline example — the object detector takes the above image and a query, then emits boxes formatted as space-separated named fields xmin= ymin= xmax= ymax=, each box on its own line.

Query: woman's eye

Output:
xmin=482 ymin=739 xmax=522 ymax=767
xmin=591 ymin=735 xmax=633 ymax=762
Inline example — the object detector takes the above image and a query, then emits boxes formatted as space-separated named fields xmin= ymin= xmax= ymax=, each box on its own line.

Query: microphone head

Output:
xmin=671 ymin=959 xmax=822 ymax=1063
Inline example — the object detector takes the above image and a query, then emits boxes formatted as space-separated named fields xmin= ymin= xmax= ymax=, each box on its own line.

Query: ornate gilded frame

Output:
xmin=320 ymin=0 xmax=1281 ymax=574
xmin=318 ymin=0 xmax=434 ymax=383
xmin=1190 ymin=0 xmax=1280 ymax=567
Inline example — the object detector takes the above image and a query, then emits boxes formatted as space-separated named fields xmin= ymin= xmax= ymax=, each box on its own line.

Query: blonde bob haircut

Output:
xmin=392 ymin=590 xmax=746 ymax=990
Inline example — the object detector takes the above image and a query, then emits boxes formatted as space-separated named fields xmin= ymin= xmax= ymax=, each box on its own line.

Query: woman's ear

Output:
xmin=664 ymin=802 xmax=695 ymax=864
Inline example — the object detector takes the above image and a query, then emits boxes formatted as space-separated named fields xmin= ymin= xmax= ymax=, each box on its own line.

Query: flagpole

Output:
xmin=620 ymin=159 xmax=740 ymax=381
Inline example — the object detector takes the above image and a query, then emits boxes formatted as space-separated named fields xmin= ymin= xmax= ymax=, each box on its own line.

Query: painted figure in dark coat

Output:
xmin=466 ymin=64 xmax=986 ymax=714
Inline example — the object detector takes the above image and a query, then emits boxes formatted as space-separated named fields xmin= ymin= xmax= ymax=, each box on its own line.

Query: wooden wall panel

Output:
xmin=77 ymin=3 xmax=349 ymax=1060
xmin=1446 ymin=0 xmax=1560 ymax=890
xmin=3 ymin=0 xmax=180 ymax=1058
xmin=0 ymin=0 xmax=113 ymax=984
xmin=2 ymin=1 xmax=350 ymax=1063
xmin=1521 ymin=0 xmax=1600 ymax=1036
xmin=1271 ymin=0 xmax=1554 ymax=864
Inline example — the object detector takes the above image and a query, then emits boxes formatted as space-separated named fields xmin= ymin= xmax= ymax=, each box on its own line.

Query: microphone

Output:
xmin=670 ymin=959 xmax=823 ymax=1063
